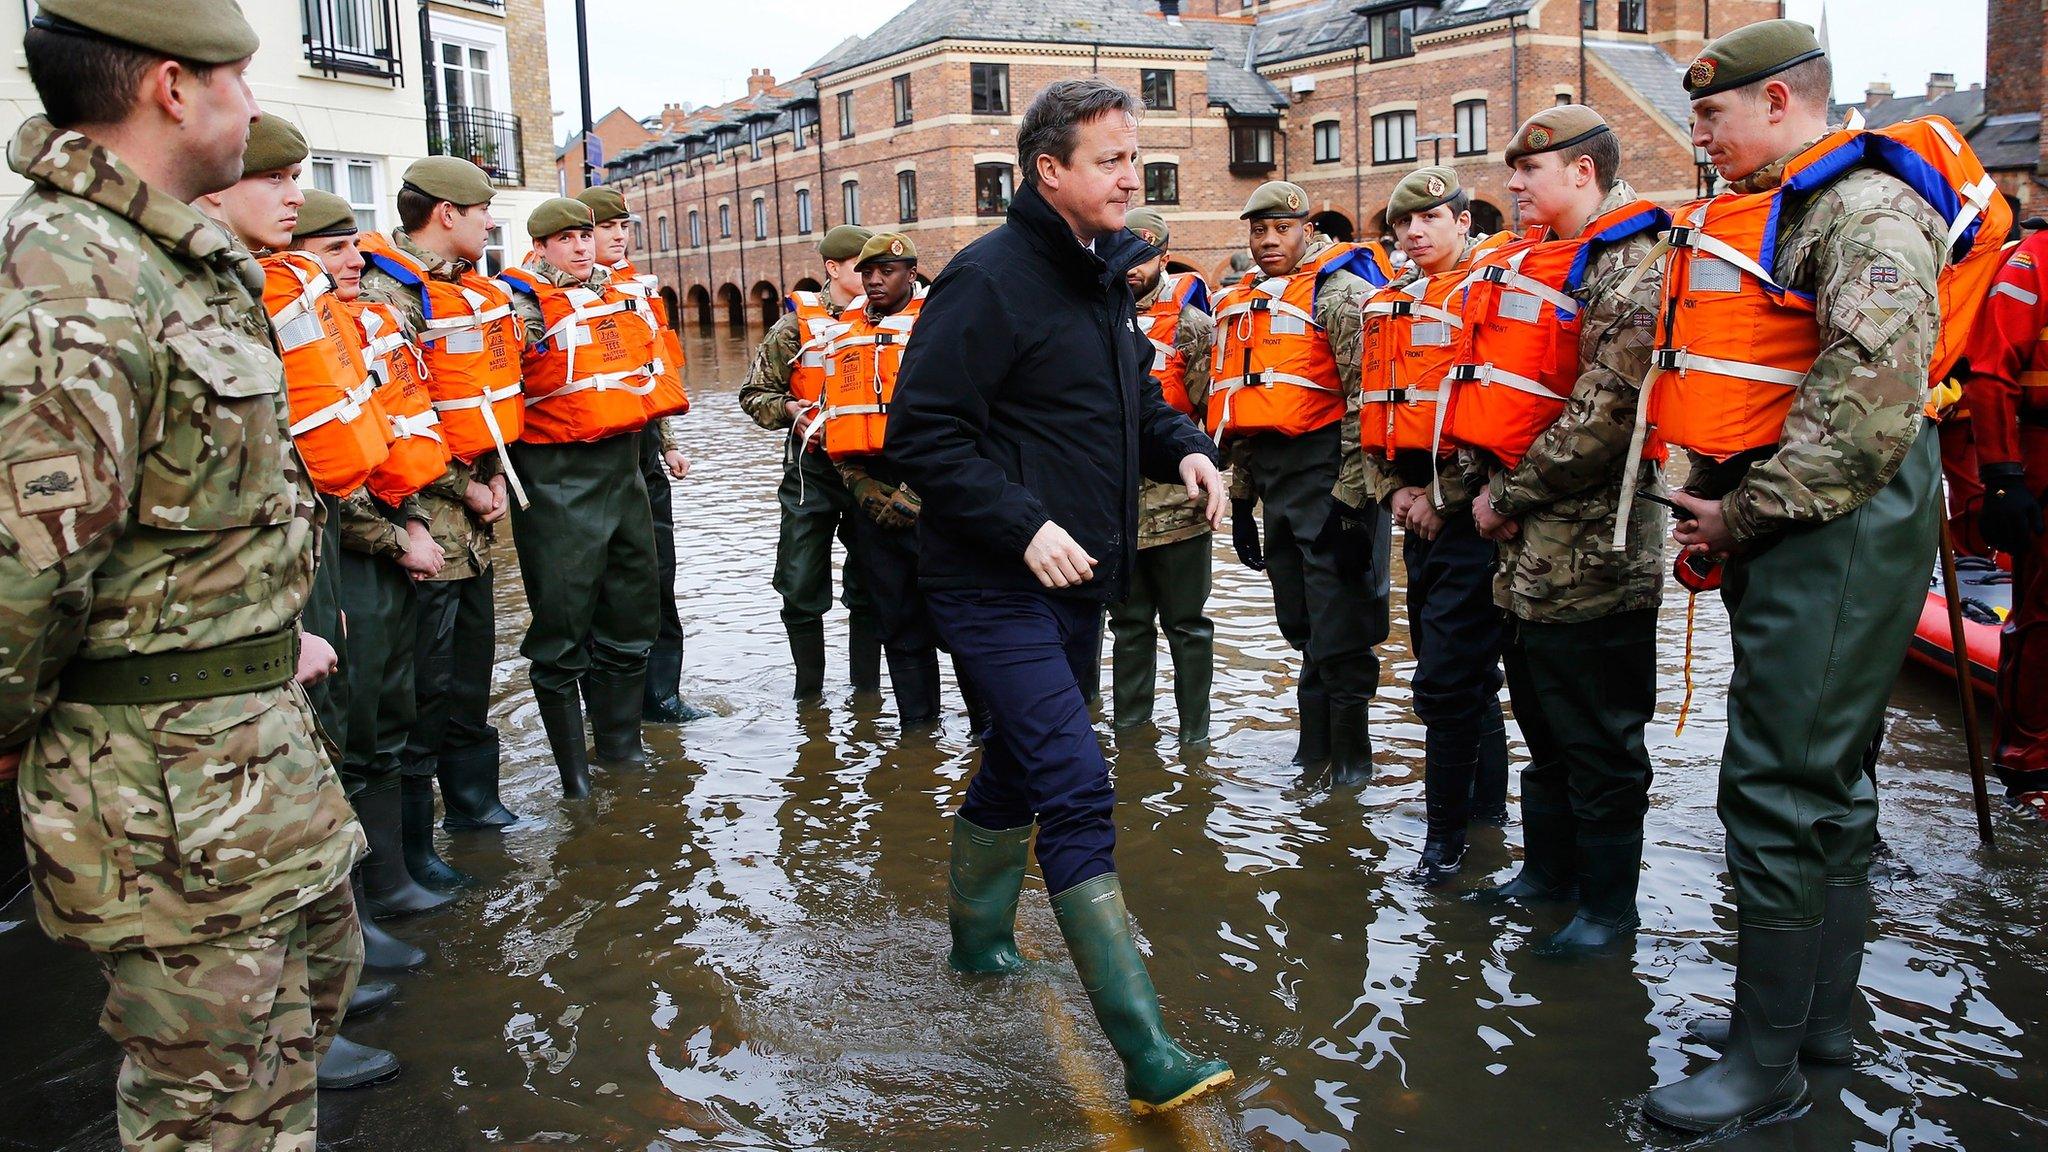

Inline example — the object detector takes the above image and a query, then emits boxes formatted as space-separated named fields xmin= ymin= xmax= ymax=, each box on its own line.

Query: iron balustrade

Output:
xmin=302 ymin=0 xmax=403 ymax=82
xmin=430 ymin=105 xmax=526 ymax=188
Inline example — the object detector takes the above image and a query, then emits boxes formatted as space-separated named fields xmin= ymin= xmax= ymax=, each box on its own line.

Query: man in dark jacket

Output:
xmin=887 ymin=78 xmax=1232 ymax=1117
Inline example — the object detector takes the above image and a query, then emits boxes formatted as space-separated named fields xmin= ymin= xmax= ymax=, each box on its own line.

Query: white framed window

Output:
xmin=1372 ymin=110 xmax=1417 ymax=165
xmin=689 ymin=209 xmax=702 ymax=247
xmin=842 ymin=179 xmax=861 ymax=227
xmin=753 ymin=196 xmax=768 ymax=240
xmin=1314 ymin=120 xmax=1341 ymax=164
xmin=796 ymin=188 xmax=814 ymax=234
xmin=1455 ymin=100 xmax=1488 ymax=156
xmin=306 ymin=152 xmax=382 ymax=234
xmin=482 ymin=225 xmax=507 ymax=277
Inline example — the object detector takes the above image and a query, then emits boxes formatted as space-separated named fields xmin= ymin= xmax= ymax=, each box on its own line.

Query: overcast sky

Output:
xmin=541 ymin=1 xmax=1988 ymax=147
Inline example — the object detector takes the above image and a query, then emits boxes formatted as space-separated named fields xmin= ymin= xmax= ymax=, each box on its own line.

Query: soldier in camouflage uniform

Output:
xmin=1350 ymin=168 xmax=1512 ymax=885
xmin=359 ymin=159 xmax=518 ymax=864
xmin=0 ymin=4 xmax=366 ymax=1146
xmin=1222 ymin=181 xmax=1391 ymax=786
xmin=1646 ymin=24 xmax=1948 ymax=1132
xmin=739 ymin=225 xmax=880 ymax=699
xmin=1107 ymin=209 xmax=1217 ymax=745
xmin=1466 ymin=106 xmax=1668 ymax=957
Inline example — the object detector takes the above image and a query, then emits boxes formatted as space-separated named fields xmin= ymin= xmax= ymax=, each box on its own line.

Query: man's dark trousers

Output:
xmin=777 ymin=445 xmax=873 ymax=634
xmin=930 ymin=590 xmax=1114 ymax=896
xmin=1405 ymin=510 xmax=1508 ymax=833
xmin=410 ymin=566 xmax=499 ymax=770
xmin=639 ymin=427 xmax=686 ymax=710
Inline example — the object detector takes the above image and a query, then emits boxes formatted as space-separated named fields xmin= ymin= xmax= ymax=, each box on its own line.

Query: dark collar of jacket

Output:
xmin=1006 ymin=180 xmax=1158 ymax=289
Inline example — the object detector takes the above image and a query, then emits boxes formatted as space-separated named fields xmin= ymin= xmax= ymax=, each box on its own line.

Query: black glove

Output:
xmin=1316 ymin=497 xmax=1378 ymax=586
xmin=1980 ymin=462 xmax=2045 ymax=556
xmin=1231 ymin=498 xmax=1265 ymax=571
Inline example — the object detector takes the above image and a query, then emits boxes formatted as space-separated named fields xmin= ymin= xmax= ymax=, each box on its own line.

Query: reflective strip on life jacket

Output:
xmin=1208 ymin=244 xmax=1363 ymax=442
xmin=498 ymin=269 xmax=653 ymax=445
xmin=263 ymin=252 xmax=391 ymax=498
xmin=816 ymin=297 xmax=922 ymax=460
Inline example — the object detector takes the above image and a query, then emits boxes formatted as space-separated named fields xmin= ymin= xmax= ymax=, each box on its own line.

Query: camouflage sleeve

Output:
xmin=508 ymin=289 xmax=547 ymax=347
xmin=1227 ymin=437 xmax=1255 ymax=502
xmin=836 ymin=455 xmax=872 ymax=491
xmin=337 ymin=489 xmax=405 ymax=557
xmin=1722 ymin=197 xmax=1944 ymax=542
xmin=359 ymin=274 xmax=425 ymax=336
xmin=1490 ymin=238 xmax=1661 ymax=517
xmin=1318 ymin=270 xmax=1373 ymax=509
xmin=654 ymin=415 xmax=676 ymax=452
xmin=0 ymin=299 xmax=147 ymax=749
xmin=1431 ymin=452 xmax=1482 ymax=513
xmin=738 ymin=312 xmax=804 ymax=431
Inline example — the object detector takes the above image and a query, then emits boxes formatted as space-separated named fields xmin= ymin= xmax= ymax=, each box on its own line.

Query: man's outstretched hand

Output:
xmin=1178 ymin=452 xmax=1228 ymax=530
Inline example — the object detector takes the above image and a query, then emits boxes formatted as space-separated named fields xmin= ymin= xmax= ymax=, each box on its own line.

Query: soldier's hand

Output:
xmin=886 ymin=483 xmax=922 ymax=528
xmin=1406 ymin=496 xmax=1446 ymax=542
xmin=463 ymin=479 xmax=494 ymax=518
xmin=1024 ymin=520 xmax=1097 ymax=588
xmin=1389 ymin=486 xmax=1422 ymax=525
xmin=398 ymin=523 xmax=444 ymax=579
xmin=1230 ymin=498 xmax=1265 ymax=571
xmin=1177 ymin=452 xmax=1228 ymax=530
xmin=786 ymin=400 xmax=818 ymax=440
xmin=1980 ymin=463 xmax=2045 ymax=555
xmin=483 ymin=475 xmax=510 ymax=525
xmin=1669 ymin=490 xmax=1733 ymax=554
xmin=1473 ymin=488 xmax=1519 ymax=542
xmin=664 ymin=449 xmax=691 ymax=480
xmin=296 ymin=632 xmax=340 ymax=686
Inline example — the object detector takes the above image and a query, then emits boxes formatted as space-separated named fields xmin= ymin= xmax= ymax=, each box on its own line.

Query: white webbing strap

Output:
xmin=388 ymin=408 xmax=442 ymax=442
xmin=1949 ymin=175 xmax=1997 ymax=248
xmin=1479 ymin=251 xmax=1580 ymax=318
xmin=1215 ymin=295 xmax=1317 ymax=330
xmin=1656 ymin=349 xmax=1807 ymax=388
xmin=1208 ymin=370 xmax=1342 ymax=444
xmin=526 ymin=368 xmax=656 ymax=407
xmin=1612 ymin=362 xmax=1663 ymax=550
xmin=433 ymin=382 xmax=529 ymax=508
xmin=288 ymin=376 xmax=377 ymax=437
xmin=1448 ymin=362 xmax=1568 ymax=401
xmin=269 ymin=260 xmax=336 ymax=352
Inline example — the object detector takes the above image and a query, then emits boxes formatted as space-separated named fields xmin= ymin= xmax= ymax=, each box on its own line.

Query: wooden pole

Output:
xmin=1939 ymin=520 xmax=1997 ymax=848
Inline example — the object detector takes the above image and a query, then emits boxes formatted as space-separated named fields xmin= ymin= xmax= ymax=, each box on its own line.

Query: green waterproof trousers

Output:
xmin=336 ymin=544 xmax=418 ymax=793
xmin=775 ymin=445 xmax=873 ymax=628
xmin=304 ymin=495 xmax=352 ymax=762
xmin=1717 ymin=423 xmax=1940 ymax=927
xmin=507 ymin=434 xmax=660 ymax=697
xmin=1106 ymin=533 xmax=1215 ymax=738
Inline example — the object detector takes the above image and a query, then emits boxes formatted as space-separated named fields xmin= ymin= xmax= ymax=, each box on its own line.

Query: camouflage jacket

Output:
xmin=1227 ymin=234 xmax=1372 ymax=501
xmin=1487 ymin=181 xmax=1668 ymax=624
xmin=1700 ymin=147 xmax=1946 ymax=543
xmin=0 ymin=118 xmax=362 ymax=949
xmin=1352 ymin=235 xmax=1495 ymax=514
xmin=361 ymin=231 xmax=497 ymax=581
xmin=1134 ymin=274 xmax=1216 ymax=548
xmin=739 ymin=299 xmax=844 ymax=432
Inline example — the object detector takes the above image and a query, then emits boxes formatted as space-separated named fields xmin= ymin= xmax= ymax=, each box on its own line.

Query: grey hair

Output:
xmin=1017 ymin=79 xmax=1141 ymax=186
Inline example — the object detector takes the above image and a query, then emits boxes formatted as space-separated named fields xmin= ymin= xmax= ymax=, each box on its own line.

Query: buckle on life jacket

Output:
xmin=1249 ymin=298 xmax=1272 ymax=312
xmin=1652 ymin=348 xmax=1683 ymax=372
xmin=1668 ymin=226 xmax=1697 ymax=250
xmin=1389 ymin=300 xmax=1416 ymax=317
xmin=1448 ymin=364 xmax=1483 ymax=383
xmin=1476 ymin=265 xmax=1509 ymax=285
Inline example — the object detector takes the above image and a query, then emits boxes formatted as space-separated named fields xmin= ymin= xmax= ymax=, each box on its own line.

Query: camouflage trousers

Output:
xmin=97 ymin=880 xmax=362 ymax=1152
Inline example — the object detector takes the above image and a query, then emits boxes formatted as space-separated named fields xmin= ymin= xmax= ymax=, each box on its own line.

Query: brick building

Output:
xmin=604 ymin=0 xmax=1782 ymax=333
xmin=1973 ymin=0 xmax=2048 ymax=213
xmin=558 ymin=106 xmax=660 ymax=195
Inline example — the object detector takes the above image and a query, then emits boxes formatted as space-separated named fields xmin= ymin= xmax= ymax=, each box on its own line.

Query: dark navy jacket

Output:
xmin=886 ymin=181 xmax=1219 ymax=603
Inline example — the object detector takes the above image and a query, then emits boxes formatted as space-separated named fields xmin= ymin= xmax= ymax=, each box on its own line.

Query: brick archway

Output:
xmin=751 ymin=281 xmax=780 ymax=330
xmin=685 ymin=285 xmax=712 ymax=331
xmin=717 ymin=284 xmax=744 ymax=333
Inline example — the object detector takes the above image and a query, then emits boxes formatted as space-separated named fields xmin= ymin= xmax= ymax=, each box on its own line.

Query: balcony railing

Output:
xmin=430 ymin=106 xmax=526 ymax=188
xmin=301 ymin=0 xmax=403 ymax=82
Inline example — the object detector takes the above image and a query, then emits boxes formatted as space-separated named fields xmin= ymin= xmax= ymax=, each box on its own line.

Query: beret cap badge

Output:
xmin=1525 ymin=126 xmax=1551 ymax=150
xmin=1425 ymin=174 xmax=1446 ymax=197
xmin=1688 ymin=56 xmax=1718 ymax=89
xmin=1286 ymin=191 xmax=1302 ymax=211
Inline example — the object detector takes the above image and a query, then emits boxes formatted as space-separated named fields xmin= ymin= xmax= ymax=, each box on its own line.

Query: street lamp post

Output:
xmin=1415 ymin=132 xmax=1456 ymax=165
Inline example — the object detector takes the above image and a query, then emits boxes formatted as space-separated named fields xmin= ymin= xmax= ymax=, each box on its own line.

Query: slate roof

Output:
xmin=1586 ymin=40 xmax=1693 ymax=135
xmin=1205 ymin=21 xmax=1289 ymax=115
xmin=821 ymin=0 xmax=1211 ymax=75
xmin=1850 ymin=87 xmax=1986 ymax=133
xmin=1967 ymin=111 xmax=2041 ymax=172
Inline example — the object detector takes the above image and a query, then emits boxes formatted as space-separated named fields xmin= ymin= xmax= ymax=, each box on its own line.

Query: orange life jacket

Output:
xmin=610 ymin=260 xmax=690 ymax=420
xmin=785 ymin=290 xmax=851 ymax=406
xmin=1140 ymin=272 xmax=1211 ymax=415
xmin=497 ymin=266 xmax=654 ymax=445
xmin=358 ymin=233 xmax=526 ymax=488
xmin=812 ymin=289 xmax=926 ymax=460
xmin=1643 ymin=116 xmax=2010 ymax=459
xmin=1359 ymin=232 xmax=1516 ymax=459
xmin=352 ymin=300 xmax=451 ymax=505
xmin=1439 ymin=200 xmax=1670 ymax=468
xmin=261 ymin=252 xmax=391 ymax=498
xmin=1210 ymin=242 xmax=1394 ymax=441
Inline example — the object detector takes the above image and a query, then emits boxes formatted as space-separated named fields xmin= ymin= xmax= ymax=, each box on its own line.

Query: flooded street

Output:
xmin=5 ymin=327 xmax=2047 ymax=1151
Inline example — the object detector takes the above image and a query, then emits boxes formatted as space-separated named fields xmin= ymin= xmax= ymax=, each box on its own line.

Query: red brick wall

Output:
xmin=1986 ymin=0 xmax=2041 ymax=119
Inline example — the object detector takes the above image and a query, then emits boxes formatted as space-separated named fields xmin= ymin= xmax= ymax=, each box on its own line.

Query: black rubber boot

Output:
xmin=1329 ymin=702 xmax=1373 ymax=789
xmin=955 ymin=658 xmax=994 ymax=744
xmin=317 ymin=1035 xmax=401 ymax=1090
xmin=1050 ymin=873 xmax=1234 ymax=1115
xmin=1534 ymin=835 xmax=1642 ymax=957
xmin=1415 ymin=727 xmax=1476 ymax=883
xmin=584 ymin=667 xmax=649 ymax=767
xmin=1292 ymin=688 xmax=1331 ymax=773
xmin=642 ymin=644 xmax=711 ymax=723
xmin=1644 ymin=923 xmax=1821 ymax=1135
xmin=886 ymin=646 xmax=942 ymax=729
xmin=1683 ymin=883 xmax=1866 ymax=1066
xmin=536 ymin=686 xmax=592 ymax=800
xmin=1468 ymin=804 xmax=1579 ymax=905
xmin=359 ymin=778 xmax=453 ymax=919
xmin=1470 ymin=700 xmax=1511 ymax=826
xmin=1405 ymin=834 xmax=1468 ymax=887
xmin=788 ymin=619 xmax=827 ymax=700
xmin=401 ymin=774 xmax=473 ymax=892
xmin=346 ymin=980 xmax=397 ymax=1020
xmin=354 ymin=868 xmax=427 ymax=971
xmin=437 ymin=736 xmax=520 ymax=831
xmin=848 ymin=612 xmax=882 ymax=693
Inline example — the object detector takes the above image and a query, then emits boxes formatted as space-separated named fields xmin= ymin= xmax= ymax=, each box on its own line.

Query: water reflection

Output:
xmin=1 ymin=326 xmax=2044 ymax=1151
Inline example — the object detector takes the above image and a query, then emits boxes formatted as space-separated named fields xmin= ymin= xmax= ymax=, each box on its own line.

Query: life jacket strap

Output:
xmin=526 ymin=368 xmax=657 ymax=406
xmin=433 ymin=382 xmax=529 ymax=508
xmin=287 ymin=376 xmax=378 ymax=438
xmin=388 ymin=409 xmax=443 ymax=441
xmin=1478 ymin=257 xmax=1579 ymax=319
xmin=1446 ymin=362 xmax=1569 ymax=401
xmin=1653 ymin=348 xmax=1807 ymax=388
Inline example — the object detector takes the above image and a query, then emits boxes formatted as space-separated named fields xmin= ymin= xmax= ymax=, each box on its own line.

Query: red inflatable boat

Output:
xmin=1909 ymin=555 xmax=2009 ymax=698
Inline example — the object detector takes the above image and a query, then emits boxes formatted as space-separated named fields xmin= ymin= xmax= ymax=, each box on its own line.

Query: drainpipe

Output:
xmin=733 ymin=145 xmax=749 ymax=321
xmin=1350 ymin=47 xmax=1362 ymax=231
xmin=816 ymin=104 xmax=831 ymax=230
xmin=1510 ymin=16 xmax=1522 ymax=229
xmin=771 ymin=135 xmax=787 ymax=289
xmin=666 ymin=165 xmax=684 ymax=320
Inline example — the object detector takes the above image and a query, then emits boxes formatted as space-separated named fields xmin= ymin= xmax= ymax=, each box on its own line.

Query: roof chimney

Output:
xmin=747 ymin=68 xmax=777 ymax=97
xmin=1926 ymin=71 xmax=1956 ymax=99
xmin=1158 ymin=1 xmax=1181 ymax=24
xmin=1864 ymin=81 xmax=1893 ymax=110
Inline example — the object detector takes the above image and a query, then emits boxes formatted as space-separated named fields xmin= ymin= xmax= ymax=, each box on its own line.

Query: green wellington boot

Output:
xmin=1328 ymin=701 xmax=1373 ymax=789
xmin=1292 ymin=688 xmax=1330 ymax=774
xmin=536 ymin=687 xmax=592 ymax=800
xmin=317 ymin=1035 xmax=401 ymax=1090
xmin=788 ymin=619 xmax=827 ymax=700
xmin=1050 ymin=873 xmax=1234 ymax=1115
xmin=1683 ymin=883 xmax=1867 ymax=1065
xmin=1533 ymin=835 xmax=1640 ymax=958
xmin=401 ymin=774 xmax=474 ymax=892
xmin=1643 ymin=923 xmax=1821 ymax=1135
xmin=584 ymin=667 xmax=649 ymax=767
xmin=946 ymin=817 xmax=1033 ymax=974
xmin=848 ymin=612 xmax=882 ymax=694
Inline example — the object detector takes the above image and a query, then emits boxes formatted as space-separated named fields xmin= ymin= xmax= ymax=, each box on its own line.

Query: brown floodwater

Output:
xmin=5 ymin=327 xmax=2046 ymax=1151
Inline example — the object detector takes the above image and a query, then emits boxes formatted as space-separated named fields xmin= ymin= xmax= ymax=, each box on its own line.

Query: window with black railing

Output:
xmin=302 ymin=0 xmax=403 ymax=82
xmin=429 ymin=105 xmax=525 ymax=187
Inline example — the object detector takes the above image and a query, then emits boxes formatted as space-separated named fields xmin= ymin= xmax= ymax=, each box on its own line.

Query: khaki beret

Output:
xmin=401 ymin=157 xmax=495 ymax=208
xmin=35 ymin=0 xmax=258 ymax=65
xmin=818 ymin=224 xmax=873 ymax=262
xmin=854 ymin=232 xmax=917 ymax=269
xmin=240 ymin=113 xmax=307 ymax=178
xmin=1125 ymin=208 xmax=1170 ymax=250
xmin=1241 ymin=180 xmax=1311 ymax=221
xmin=577 ymin=186 xmax=629 ymax=224
xmin=526 ymin=197 xmax=595 ymax=240
xmin=1505 ymin=105 xmax=1611 ymax=165
xmin=293 ymin=190 xmax=358 ymax=240
xmin=1388 ymin=166 xmax=1462 ymax=223
xmin=1684 ymin=19 xmax=1825 ymax=99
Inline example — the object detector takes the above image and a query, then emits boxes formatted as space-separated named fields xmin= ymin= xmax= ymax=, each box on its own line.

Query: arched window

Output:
xmin=688 ymin=209 xmax=702 ymax=247
xmin=718 ymin=203 xmax=732 ymax=238
xmin=656 ymin=214 xmax=671 ymax=251
xmin=842 ymin=180 xmax=861 ymax=227
xmin=796 ymin=188 xmax=814 ymax=234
